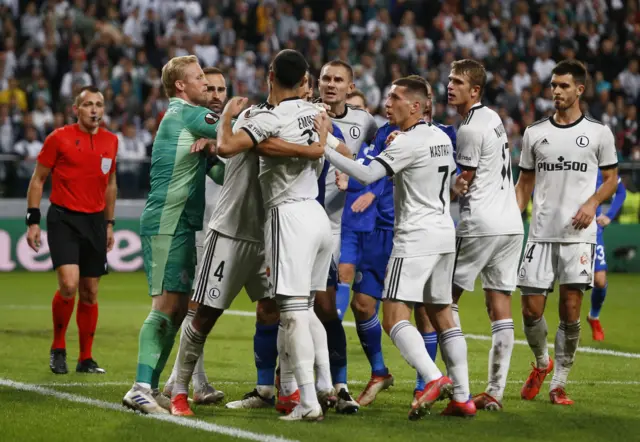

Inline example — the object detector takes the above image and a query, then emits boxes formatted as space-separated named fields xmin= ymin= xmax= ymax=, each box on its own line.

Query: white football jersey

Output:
xmin=237 ymin=98 xmax=323 ymax=210
xmin=208 ymin=109 xmax=264 ymax=243
xmin=325 ymin=105 xmax=378 ymax=229
xmin=374 ymin=122 xmax=456 ymax=257
xmin=456 ymin=103 xmax=523 ymax=237
xmin=520 ymin=114 xmax=618 ymax=244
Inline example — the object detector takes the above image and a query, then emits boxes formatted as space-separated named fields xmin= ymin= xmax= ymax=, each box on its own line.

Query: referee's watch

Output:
xmin=106 ymin=219 xmax=116 ymax=227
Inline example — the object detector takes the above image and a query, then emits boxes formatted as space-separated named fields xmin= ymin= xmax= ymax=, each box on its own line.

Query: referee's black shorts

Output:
xmin=46 ymin=204 xmax=108 ymax=278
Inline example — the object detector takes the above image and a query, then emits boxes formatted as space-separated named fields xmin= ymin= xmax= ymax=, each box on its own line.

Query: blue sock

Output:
xmin=254 ymin=322 xmax=278 ymax=386
xmin=324 ymin=319 xmax=347 ymax=385
xmin=336 ymin=283 xmax=351 ymax=321
xmin=590 ymin=285 xmax=608 ymax=319
xmin=356 ymin=314 xmax=388 ymax=377
xmin=415 ymin=332 xmax=438 ymax=391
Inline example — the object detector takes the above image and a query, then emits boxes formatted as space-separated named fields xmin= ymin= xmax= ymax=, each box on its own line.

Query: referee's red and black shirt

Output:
xmin=37 ymin=124 xmax=118 ymax=214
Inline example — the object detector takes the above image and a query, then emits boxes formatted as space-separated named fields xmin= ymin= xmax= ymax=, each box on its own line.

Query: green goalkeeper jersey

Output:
xmin=140 ymin=97 xmax=221 ymax=236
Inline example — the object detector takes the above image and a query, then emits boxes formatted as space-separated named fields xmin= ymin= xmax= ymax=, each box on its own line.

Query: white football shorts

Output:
xmin=265 ymin=199 xmax=333 ymax=298
xmin=517 ymin=241 xmax=595 ymax=292
xmin=192 ymin=229 xmax=270 ymax=309
xmin=453 ymin=234 xmax=524 ymax=293
xmin=383 ymin=253 xmax=455 ymax=305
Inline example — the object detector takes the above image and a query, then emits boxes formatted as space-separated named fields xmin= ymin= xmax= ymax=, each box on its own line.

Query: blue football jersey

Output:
xmin=373 ymin=122 xmax=458 ymax=230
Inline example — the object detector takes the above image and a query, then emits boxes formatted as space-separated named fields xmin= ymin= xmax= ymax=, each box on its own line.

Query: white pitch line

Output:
xmin=3 ymin=305 xmax=639 ymax=359
xmin=0 ymin=379 xmax=298 ymax=442
xmin=36 ymin=379 xmax=640 ymax=388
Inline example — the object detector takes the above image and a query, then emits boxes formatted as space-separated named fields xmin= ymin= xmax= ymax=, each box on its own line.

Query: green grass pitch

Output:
xmin=1 ymin=271 xmax=639 ymax=442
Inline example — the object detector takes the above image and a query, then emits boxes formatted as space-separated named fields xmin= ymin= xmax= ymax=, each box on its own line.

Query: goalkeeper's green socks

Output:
xmin=135 ymin=310 xmax=178 ymax=389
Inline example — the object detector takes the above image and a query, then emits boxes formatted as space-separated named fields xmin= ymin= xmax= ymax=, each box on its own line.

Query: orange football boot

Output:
xmin=441 ymin=399 xmax=477 ymax=417
xmin=521 ymin=358 xmax=554 ymax=400
xmin=171 ymin=393 xmax=194 ymax=416
xmin=587 ymin=317 xmax=605 ymax=341
xmin=550 ymin=387 xmax=574 ymax=405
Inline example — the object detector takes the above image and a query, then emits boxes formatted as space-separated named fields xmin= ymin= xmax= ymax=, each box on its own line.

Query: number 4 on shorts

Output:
xmin=214 ymin=261 xmax=225 ymax=281
xmin=524 ymin=244 xmax=536 ymax=263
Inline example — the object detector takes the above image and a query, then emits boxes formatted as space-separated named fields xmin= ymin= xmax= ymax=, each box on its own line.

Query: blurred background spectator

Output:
xmin=0 ymin=0 xmax=637 ymax=219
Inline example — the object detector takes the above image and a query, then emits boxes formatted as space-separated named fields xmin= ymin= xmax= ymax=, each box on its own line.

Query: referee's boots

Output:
xmin=49 ymin=349 xmax=68 ymax=375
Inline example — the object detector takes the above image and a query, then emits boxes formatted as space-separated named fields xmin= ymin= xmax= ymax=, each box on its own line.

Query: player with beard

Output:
xmin=162 ymin=67 xmax=229 ymax=405
xmin=515 ymin=60 xmax=618 ymax=405
xmin=122 ymin=56 xmax=228 ymax=414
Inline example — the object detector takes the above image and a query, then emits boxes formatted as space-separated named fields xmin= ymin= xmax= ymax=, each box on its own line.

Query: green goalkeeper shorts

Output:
xmin=141 ymin=232 xmax=196 ymax=296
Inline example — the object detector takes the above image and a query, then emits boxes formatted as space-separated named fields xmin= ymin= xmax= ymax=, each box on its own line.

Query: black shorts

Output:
xmin=46 ymin=204 xmax=108 ymax=278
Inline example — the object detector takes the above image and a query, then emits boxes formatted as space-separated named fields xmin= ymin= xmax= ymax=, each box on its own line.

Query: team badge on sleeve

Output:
xmin=205 ymin=112 xmax=220 ymax=125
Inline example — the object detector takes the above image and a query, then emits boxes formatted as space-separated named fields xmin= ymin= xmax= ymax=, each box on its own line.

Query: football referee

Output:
xmin=25 ymin=86 xmax=118 ymax=375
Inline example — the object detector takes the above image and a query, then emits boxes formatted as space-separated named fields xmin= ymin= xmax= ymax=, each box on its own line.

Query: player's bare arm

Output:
xmin=256 ymin=113 xmax=328 ymax=159
xmin=25 ymin=162 xmax=51 ymax=252
xmin=514 ymin=169 xmax=535 ymax=213
xmin=256 ymin=137 xmax=324 ymax=159
xmin=104 ymin=171 xmax=117 ymax=252
xmin=573 ymin=167 xmax=619 ymax=230
xmin=215 ymin=97 xmax=252 ymax=157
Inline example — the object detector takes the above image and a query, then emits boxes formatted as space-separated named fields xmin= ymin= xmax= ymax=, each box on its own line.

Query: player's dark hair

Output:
xmin=451 ymin=59 xmax=487 ymax=98
xmin=322 ymin=59 xmax=354 ymax=82
xmin=347 ymin=89 xmax=367 ymax=108
xmin=392 ymin=77 xmax=429 ymax=101
xmin=307 ymin=72 xmax=315 ymax=89
xmin=552 ymin=59 xmax=588 ymax=86
xmin=74 ymin=86 xmax=102 ymax=106
xmin=270 ymin=49 xmax=309 ymax=89
xmin=203 ymin=67 xmax=223 ymax=76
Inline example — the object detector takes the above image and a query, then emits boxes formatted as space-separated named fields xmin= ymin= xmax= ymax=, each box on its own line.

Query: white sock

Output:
xmin=550 ymin=320 xmax=581 ymax=391
xmin=390 ymin=320 xmax=442 ymax=383
xmin=524 ymin=316 xmax=550 ymax=369
xmin=172 ymin=323 xmax=207 ymax=397
xmin=192 ymin=353 xmax=209 ymax=391
xmin=451 ymin=303 xmax=461 ymax=329
xmin=277 ymin=323 xmax=298 ymax=396
xmin=178 ymin=310 xmax=209 ymax=392
xmin=278 ymin=297 xmax=317 ymax=407
xmin=308 ymin=306 xmax=333 ymax=392
xmin=439 ymin=327 xmax=470 ymax=403
xmin=300 ymin=383 xmax=318 ymax=409
xmin=166 ymin=310 xmax=198 ymax=388
xmin=486 ymin=319 xmax=514 ymax=401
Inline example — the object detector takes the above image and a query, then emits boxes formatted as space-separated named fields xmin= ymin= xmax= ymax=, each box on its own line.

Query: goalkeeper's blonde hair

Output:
xmin=161 ymin=55 xmax=199 ymax=98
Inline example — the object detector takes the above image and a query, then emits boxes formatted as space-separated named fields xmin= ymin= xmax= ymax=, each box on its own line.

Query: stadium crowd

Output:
xmin=0 ymin=0 xmax=639 ymax=206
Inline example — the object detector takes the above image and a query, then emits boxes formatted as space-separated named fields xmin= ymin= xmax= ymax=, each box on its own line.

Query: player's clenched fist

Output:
xmin=222 ymin=97 xmax=248 ymax=117
xmin=452 ymin=174 xmax=469 ymax=196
